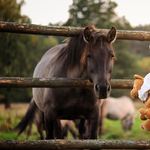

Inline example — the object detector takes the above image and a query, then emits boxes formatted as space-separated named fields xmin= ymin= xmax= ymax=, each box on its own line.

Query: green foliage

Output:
xmin=0 ymin=117 xmax=13 ymax=132
xmin=113 ymin=50 xmax=138 ymax=78
xmin=111 ymin=40 xmax=139 ymax=97
xmin=137 ymin=57 xmax=150 ymax=76
xmin=0 ymin=0 xmax=59 ymax=102
xmin=64 ymin=0 xmax=132 ymax=30
xmin=64 ymin=0 xmax=117 ymax=28
xmin=130 ymin=24 xmax=150 ymax=57
xmin=0 ymin=0 xmax=30 ymax=23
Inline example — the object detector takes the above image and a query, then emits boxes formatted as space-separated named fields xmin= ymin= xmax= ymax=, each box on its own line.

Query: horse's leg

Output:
xmin=128 ymin=114 xmax=135 ymax=130
xmin=62 ymin=125 xmax=68 ymax=139
xmin=78 ymin=119 xmax=86 ymax=139
xmin=44 ymin=116 xmax=54 ymax=139
xmin=98 ymin=99 xmax=106 ymax=138
xmin=54 ymin=119 xmax=63 ymax=139
xmin=69 ymin=128 xmax=76 ymax=139
xmin=84 ymin=120 xmax=90 ymax=139
xmin=99 ymin=103 xmax=105 ymax=138
xmin=127 ymin=116 xmax=132 ymax=130
xmin=73 ymin=119 xmax=80 ymax=138
xmin=121 ymin=118 xmax=126 ymax=132
xmin=44 ymin=108 xmax=56 ymax=139
xmin=90 ymin=119 xmax=99 ymax=139
xmin=37 ymin=123 xmax=45 ymax=140
xmin=125 ymin=115 xmax=133 ymax=131
xmin=89 ymin=114 xmax=100 ymax=150
xmin=90 ymin=111 xmax=100 ymax=139
xmin=68 ymin=122 xmax=77 ymax=139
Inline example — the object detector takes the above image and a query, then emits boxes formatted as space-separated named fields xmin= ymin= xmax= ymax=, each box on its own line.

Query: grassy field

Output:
xmin=0 ymin=101 xmax=150 ymax=141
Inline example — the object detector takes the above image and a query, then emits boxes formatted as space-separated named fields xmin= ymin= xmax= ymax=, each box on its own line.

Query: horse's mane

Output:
xmin=56 ymin=25 xmax=114 ymax=70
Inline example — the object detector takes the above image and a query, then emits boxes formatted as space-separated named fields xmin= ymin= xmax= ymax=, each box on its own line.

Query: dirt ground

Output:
xmin=0 ymin=103 xmax=29 ymax=117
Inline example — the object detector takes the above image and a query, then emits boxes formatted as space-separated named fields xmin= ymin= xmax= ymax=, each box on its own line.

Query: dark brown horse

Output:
xmin=32 ymin=25 xmax=116 ymax=139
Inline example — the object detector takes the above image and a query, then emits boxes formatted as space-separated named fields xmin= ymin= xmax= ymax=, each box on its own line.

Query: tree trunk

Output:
xmin=4 ymin=97 xmax=11 ymax=109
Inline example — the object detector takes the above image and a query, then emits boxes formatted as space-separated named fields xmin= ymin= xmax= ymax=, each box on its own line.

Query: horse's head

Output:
xmin=83 ymin=26 xmax=116 ymax=99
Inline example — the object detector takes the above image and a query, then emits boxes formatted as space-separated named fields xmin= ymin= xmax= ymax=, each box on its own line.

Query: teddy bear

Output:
xmin=130 ymin=74 xmax=150 ymax=131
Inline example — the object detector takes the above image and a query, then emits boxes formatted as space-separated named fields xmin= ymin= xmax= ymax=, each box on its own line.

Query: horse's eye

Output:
xmin=110 ymin=53 xmax=114 ymax=59
xmin=111 ymin=54 xmax=115 ymax=58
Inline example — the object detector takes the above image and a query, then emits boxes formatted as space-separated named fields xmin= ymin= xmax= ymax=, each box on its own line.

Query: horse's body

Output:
xmin=99 ymin=96 xmax=135 ymax=137
xmin=33 ymin=25 xmax=116 ymax=139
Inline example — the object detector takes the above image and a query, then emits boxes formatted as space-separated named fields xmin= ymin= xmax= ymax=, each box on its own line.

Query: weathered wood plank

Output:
xmin=0 ymin=77 xmax=134 ymax=89
xmin=0 ymin=140 xmax=150 ymax=150
xmin=0 ymin=21 xmax=150 ymax=41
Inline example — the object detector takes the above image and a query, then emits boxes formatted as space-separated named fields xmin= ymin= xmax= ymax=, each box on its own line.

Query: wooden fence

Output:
xmin=0 ymin=21 xmax=150 ymax=149
xmin=1 ymin=139 xmax=150 ymax=150
xmin=1 ymin=21 xmax=150 ymax=41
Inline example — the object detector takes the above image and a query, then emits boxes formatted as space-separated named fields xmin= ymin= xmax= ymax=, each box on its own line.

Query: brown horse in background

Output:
xmin=99 ymin=96 xmax=135 ymax=137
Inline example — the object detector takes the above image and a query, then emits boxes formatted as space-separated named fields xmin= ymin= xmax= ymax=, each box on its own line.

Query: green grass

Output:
xmin=101 ymin=117 xmax=150 ymax=140
xmin=0 ymin=115 xmax=41 ymax=140
xmin=0 ymin=102 xmax=150 ymax=141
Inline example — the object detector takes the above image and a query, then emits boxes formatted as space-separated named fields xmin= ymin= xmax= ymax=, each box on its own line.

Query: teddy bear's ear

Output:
xmin=134 ymin=74 xmax=143 ymax=80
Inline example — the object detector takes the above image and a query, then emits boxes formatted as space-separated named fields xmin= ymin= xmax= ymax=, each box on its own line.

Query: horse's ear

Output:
xmin=83 ymin=27 xmax=94 ymax=43
xmin=107 ymin=26 xmax=117 ymax=43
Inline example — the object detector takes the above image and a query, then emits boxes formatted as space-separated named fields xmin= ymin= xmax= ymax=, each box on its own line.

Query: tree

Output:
xmin=0 ymin=0 xmax=30 ymax=23
xmin=137 ymin=57 xmax=150 ymax=77
xmin=0 ymin=0 xmax=59 ymax=107
xmin=131 ymin=24 xmax=150 ymax=57
xmin=0 ymin=0 xmax=31 ymax=108
xmin=64 ymin=0 xmax=117 ymax=28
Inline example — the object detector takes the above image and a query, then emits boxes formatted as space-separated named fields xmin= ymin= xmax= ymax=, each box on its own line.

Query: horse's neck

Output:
xmin=66 ymin=66 xmax=88 ymax=79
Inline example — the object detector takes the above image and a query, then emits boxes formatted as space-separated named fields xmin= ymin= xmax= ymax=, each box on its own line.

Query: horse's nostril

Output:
xmin=95 ymin=84 xmax=100 ymax=92
xmin=107 ymin=84 xmax=110 ymax=92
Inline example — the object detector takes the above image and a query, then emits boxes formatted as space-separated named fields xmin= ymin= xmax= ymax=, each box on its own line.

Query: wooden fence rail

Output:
xmin=0 ymin=77 xmax=134 ymax=89
xmin=0 ymin=140 xmax=150 ymax=150
xmin=1 ymin=21 xmax=150 ymax=41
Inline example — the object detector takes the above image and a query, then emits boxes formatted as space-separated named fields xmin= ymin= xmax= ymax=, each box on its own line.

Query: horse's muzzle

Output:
xmin=94 ymin=84 xmax=111 ymax=99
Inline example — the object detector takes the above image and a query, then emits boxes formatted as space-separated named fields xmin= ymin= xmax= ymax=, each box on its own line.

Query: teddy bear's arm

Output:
xmin=140 ymin=114 xmax=147 ymax=120
xmin=140 ymin=108 xmax=150 ymax=119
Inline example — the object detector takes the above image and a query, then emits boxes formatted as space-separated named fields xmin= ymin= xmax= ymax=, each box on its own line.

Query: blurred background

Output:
xmin=1 ymin=0 xmax=150 ymax=142
xmin=0 ymin=0 xmax=150 ymax=106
